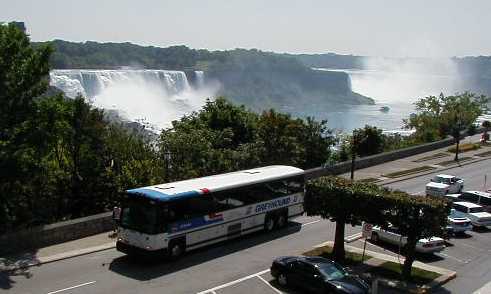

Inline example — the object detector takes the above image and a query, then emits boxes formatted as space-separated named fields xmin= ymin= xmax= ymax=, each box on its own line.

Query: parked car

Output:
xmin=426 ymin=174 xmax=464 ymax=196
xmin=444 ymin=193 xmax=462 ymax=202
xmin=270 ymin=256 xmax=369 ymax=294
xmin=446 ymin=209 xmax=473 ymax=235
xmin=453 ymin=202 xmax=491 ymax=227
xmin=370 ymin=226 xmax=445 ymax=254
xmin=458 ymin=191 xmax=491 ymax=212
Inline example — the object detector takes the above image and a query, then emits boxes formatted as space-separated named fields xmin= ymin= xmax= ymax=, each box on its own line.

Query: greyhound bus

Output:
xmin=115 ymin=165 xmax=305 ymax=258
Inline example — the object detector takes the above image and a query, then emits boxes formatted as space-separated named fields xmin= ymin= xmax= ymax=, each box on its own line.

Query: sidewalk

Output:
xmin=317 ymin=241 xmax=457 ymax=293
xmin=342 ymin=134 xmax=491 ymax=184
xmin=0 ymin=231 xmax=115 ymax=272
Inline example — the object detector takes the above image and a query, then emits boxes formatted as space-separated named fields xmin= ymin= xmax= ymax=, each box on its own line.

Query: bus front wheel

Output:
xmin=168 ymin=240 xmax=185 ymax=260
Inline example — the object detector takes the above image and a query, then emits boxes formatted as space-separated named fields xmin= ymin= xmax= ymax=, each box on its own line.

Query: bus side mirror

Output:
xmin=112 ymin=206 xmax=121 ymax=222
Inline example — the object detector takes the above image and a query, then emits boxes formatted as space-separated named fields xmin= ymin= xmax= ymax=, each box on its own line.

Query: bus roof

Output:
xmin=126 ymin=165 xmax=304 ymax=202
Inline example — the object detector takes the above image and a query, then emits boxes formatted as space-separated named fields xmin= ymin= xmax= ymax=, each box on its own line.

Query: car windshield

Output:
xmin=469 ymin=207 xmax=485 ymax=213
xmin=317 ymin=262 xmax=348 ymax=281
xmin=121 ymin=198 xmax=159 ymax=234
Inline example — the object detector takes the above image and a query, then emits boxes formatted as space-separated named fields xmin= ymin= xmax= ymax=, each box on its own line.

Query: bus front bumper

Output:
xmin=116 ymin=241 xmax=167 ymax=257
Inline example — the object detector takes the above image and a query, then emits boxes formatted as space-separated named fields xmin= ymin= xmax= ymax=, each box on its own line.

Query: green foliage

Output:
xmin=352 ymin=125 xmax=385 ymax=156
xmin=157 ymin=97 xmax=335 ymax=181
xmin=406 ymin=93 xmax=488 ymax=142
xmin=305 ymin=176 xmax=449 ymax=277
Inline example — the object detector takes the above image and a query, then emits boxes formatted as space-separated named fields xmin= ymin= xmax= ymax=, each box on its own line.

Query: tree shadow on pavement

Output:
xmin=109 ymin=222 xmax=302 ymax=281
xmin=0 ymin=251 xmax=40 ymax=290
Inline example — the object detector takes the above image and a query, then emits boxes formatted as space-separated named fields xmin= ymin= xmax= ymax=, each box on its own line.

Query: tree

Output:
xmin=0 ymin=24 xmax=52 ymax=230
xmin=406 ymin=93 xmax=488 ymax=161
xmin=482 ymin=120 xmax=491 ymax=142
xmin=305 ymin=176 xmax=449 ymax=281
xmin=305 ymin=177 xmax=388 ymax=262
xmin=348 ymin=125 xmax=384 ymax=179
xmin=386 ymin=192 xmax=449 ymax=280
xmin=353 ymin=125 xmax=385 ymax=157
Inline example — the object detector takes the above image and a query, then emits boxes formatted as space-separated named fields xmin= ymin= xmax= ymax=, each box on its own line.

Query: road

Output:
xmin=385 ymin=157 xmax=491 ymax=294
xmin=2 ymin=157 xmax=491 ymax=294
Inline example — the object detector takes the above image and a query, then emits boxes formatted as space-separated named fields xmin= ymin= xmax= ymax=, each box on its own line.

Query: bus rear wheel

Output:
xmin=264 ymin=214 xmax=276 ymax=232
xmin=276 ymin=212 xmax=288 ymax=229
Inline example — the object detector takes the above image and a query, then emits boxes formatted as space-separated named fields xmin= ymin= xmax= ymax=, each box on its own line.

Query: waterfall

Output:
xmin=195 ymin=70 xmax=205 ymax=89
xmin=50 ymin=69 xmax=217 ymax=132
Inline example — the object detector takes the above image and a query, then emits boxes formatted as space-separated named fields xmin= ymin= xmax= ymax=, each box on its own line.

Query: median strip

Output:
xmin=382 ymin=166 xmax=436 ymax=179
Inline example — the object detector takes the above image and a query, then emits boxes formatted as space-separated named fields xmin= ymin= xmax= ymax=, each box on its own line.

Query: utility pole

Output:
xmin=350 ymin=130 xmax=357 ymax=180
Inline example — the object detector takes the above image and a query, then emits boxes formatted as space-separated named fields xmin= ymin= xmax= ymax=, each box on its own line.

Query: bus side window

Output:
xmin=287 ymin=176 xmax=305 ymax=193
xmin=265 ymin=180 xmax=289 ymax=197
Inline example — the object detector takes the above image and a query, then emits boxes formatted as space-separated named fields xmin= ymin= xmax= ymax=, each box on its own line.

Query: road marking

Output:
xmin=473 ymin=280 xmax=491 ymax=293
xmin=458 ymin=242 xmax=486 ymax=252
xmin=435 ymin=252 xmax=469 ymax=264
xmin=197 ymin=269 xmax=270 ymax=294
xmin=301 ymin=220 xmax=321 ymax=227
xmin=256 ymin=274 xmax=284 ymax=294
xmin=46 ymin=281 xmax=96 ymax=294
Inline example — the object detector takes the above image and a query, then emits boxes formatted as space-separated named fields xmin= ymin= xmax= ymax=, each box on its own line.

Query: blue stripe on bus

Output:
xmin=126 ymin=188 xmax=201 ymax=202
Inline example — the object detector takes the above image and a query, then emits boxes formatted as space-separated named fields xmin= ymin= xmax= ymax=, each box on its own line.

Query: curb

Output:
xmin=0 ymin=242 xmax=115 ymax=273
xmin=380 ymin=156 xmax=491 ymax=186
xmin=318 ymin=241 xmax=457 ymax=293
xmin=345 ymin=232 xmax=363 ymax=243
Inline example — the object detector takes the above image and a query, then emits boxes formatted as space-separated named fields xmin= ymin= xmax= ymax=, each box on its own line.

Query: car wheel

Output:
xmin=371 ymin=232 xmax=379 ymax=243
xmin=277 ymin=273 xmax=288 ymax=286
xmin=168 ymin=241 xmax=185 ymax=260
xmin=265 ymin=214 xmax=276 ymax=232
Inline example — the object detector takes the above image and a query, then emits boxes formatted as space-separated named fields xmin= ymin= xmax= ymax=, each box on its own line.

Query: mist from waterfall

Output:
xmin=50 ymin=69 xmax=219 ymax=132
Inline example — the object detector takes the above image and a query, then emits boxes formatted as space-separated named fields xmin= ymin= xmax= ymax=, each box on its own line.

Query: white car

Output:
xmin=370 ymin=226 xmax=445 ymax=254
xmin=453 ymin=202 xmax=491 ymax=227
xmin=426 ymin=174 xmax=464 ymax=196
xmin=446 ymin=209 xmax=473 ymax=234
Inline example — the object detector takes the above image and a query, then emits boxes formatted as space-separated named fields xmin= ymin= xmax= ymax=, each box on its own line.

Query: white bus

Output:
xmin=115 ymin=165 xmax=305 ymax=258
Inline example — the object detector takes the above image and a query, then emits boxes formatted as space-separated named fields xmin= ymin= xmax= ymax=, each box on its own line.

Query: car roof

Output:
xmin=454 ymin=201 xmax=482 ymax=208
xmin=426 ymin=182 xmax=449 ymax=188
xmin=463 ymin=191 xmax=491 ymax=197
xmin=436 ymin=174 xmax=455 ymax=178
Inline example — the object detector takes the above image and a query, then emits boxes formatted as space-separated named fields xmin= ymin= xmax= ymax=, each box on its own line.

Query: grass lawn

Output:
xmin=412 ymin=152 xmax=450 ymax=163
xmin=303 ymin=245 xmax=372 ymax=266
xmin=368 ymin=261 xmax=441 ymax=285
xmin=358 ymin=177 xmax=381 ymax=183
xmin=447 ymin=143 xmax=480 ymax=153
xmin=382 ymin=166 xmax=436 ymax=179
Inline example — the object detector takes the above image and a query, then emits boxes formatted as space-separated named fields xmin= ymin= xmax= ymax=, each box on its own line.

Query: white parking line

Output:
xmin=473 ymin=280 xmax=491 ymax=293
xmin=46 ymin=281 xmax=96 ymax=294
xmin=458 ymin=241 xmax=487 ymax=252
xmin=435 ymin=252 xmax=469 ymax=264
xmin=256 ymin=275 xmax=284 ymax=294
xmin=301 ymin=220 xmax=321 ymax=227
xmin=197 ymin=269 xmax=270 ymax=294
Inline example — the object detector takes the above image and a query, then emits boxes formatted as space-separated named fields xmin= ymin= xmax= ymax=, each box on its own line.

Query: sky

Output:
xmin=2 ymin=0 xmax=491 ymax=57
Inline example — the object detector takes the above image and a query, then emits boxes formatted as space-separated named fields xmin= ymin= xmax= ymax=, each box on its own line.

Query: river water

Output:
xmin=306 ymin=68 xmax=464 ymax=133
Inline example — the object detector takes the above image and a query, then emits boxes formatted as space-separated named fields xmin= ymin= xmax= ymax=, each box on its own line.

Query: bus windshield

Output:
xmin=121 ymin=199 xmax=159 ymax=234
